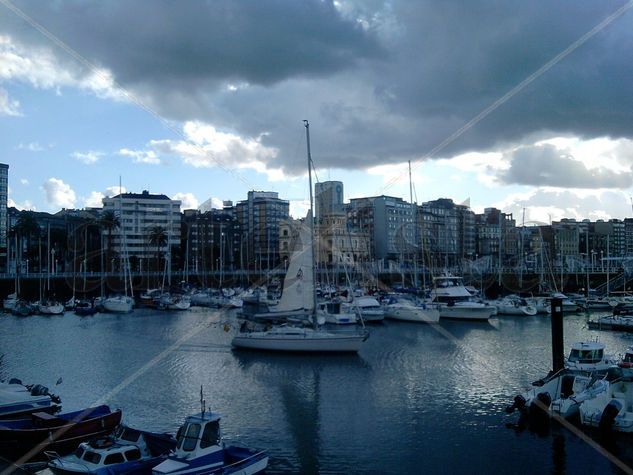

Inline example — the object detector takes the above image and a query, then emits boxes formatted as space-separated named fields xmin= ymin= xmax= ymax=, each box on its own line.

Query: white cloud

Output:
xmin=16 ymin=142 xmax=45 ymax=152
xmin=289 ymin=199 xmax=310 ymax=219
xmin=7 ymin=198 xmax=35 ymax=211
xmin=118 ymin=148 xmax=160 ymax=164
xmin=83 ymin=191 xmax=105 ymax=208
xmin=172 ymin=192 xmax=198 ymax=210
xmin=104 ymin=185 xmax=127 ymax=197
xmin=0 ymin=35 xmax=124 ymax=101
xmin=0 ymin=87 xmax=21 ymax=116
xmin=20 ymin=178 xmax=29 ymax=185
xmin=149 ymin=121 xmax=284 ymax=181
xmin=72 ymin=151 xmax=104 ymax=164
xmin=42 ymin=178 xmax=76 ymax=209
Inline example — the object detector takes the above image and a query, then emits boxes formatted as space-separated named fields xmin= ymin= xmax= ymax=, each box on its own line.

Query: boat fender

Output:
xmin=529 ymin=392 xmax=551 ymax=417
xmin=31 ymin=384 xmax=50 ymax=396
xmin=599 ymin=399 xmax=622 ymax=433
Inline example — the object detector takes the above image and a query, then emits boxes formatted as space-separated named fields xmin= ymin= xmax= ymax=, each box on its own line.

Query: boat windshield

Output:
xmin=568 ymin=348 xmax=603 ymax=363
xmin=83 ymin=451 xmax=101 ymax=464
xmin=177 ymin=423 xmax=201 ymax=451
xmin=73 ymin=447 xmax=85 ymax=459
xmin=200 ymin=420 xmax=220 ymax=448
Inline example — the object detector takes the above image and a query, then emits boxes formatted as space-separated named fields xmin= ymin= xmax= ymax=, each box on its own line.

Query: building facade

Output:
xmin=235 ymin=191 xmax=289 ymax=270
xmin=102 ymin=191 xmax=181 ymax=270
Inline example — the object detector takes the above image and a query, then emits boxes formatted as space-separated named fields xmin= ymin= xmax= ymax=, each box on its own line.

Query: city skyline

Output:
xmin=2 ymin=2 xmax=633 ymax=224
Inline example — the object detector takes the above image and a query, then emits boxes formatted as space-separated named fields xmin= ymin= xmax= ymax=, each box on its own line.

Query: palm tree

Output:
xmin=99 ymin=210 xmax=120 ymax=272
xmin=148 ymin=226 xmax=167 ymax=285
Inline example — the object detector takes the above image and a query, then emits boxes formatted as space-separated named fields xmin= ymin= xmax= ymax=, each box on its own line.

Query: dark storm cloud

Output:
xmin=3 ymin=0 xmax=382 ymax=86
xmin=499 ymin=144 xmax=633 ymax=189
xmin=2 ymin=0 xmax=633 ymax=177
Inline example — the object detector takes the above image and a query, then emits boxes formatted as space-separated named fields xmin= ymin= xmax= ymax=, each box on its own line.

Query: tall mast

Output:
xmin=304 ymin=120 xmax=318 ymax=324
xmin=408 ymin=160 xmax=418 ymax=288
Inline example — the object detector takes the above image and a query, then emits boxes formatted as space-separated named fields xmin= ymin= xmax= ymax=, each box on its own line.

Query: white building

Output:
xmin=102 ymin=190 xmax=181 ymax=268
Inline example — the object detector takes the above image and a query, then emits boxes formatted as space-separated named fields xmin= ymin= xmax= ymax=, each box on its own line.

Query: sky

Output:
xmin=2 ymin=0 xmax=633 ymax=226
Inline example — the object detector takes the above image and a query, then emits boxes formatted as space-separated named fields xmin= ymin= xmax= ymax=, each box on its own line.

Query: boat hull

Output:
xmin=232 ymin=329 xmax=367 ymax=352
xmin=438 ymin=305 xmax=494 ymax=321
xmin=103 ymin=297 xmax=134 ymax=314
xmin=0 ymin=405 xmax=122 ymax=462
xmin=384 ymin=306 xmax=440 ymax=323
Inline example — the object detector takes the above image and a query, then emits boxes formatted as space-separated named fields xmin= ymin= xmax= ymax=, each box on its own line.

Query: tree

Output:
xmin=148 ymin=226 xmax=167 ymax=283
xmin=13 ymin=211 xmax=41 ymax=269
xmin=99 ymin=210 xmax=120 ymax=272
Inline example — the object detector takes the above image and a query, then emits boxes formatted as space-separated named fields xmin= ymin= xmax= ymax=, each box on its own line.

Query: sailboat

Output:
xmin=231 ymin=121 xmax=369 ymax=353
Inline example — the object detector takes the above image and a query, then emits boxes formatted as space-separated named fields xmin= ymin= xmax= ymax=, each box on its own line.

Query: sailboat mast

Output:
xmin=408 ymin=160 xmax=418 ymax=288
xmin=304 ymin=120 xmax=318 ymax=324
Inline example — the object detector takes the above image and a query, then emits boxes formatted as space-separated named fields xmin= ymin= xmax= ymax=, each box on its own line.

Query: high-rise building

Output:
xmin=0 ymin=163 xmax=8 ymax=251
xmin=315 ymin=181 xmax=344 ymax=222
xmin=235 ymin=191 xmax=289 ymax=270
xmin=102 ymin=190 xmax=181 ymax=270
xmin=347 ymin=195 xmax=414 ymax=263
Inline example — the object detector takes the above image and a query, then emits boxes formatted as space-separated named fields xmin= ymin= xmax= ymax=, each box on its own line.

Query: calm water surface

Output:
xmin=2 ymin=308 xmax=633 ymax=474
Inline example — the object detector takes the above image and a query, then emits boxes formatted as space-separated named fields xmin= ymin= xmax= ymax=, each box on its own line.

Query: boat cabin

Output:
xmin=153 ymin=412 xmax=225 ymax=474
xmin=566 ymin=341 xmax=616 ymax=371
xmin=430 ymin=276 xmax=473 ymax=301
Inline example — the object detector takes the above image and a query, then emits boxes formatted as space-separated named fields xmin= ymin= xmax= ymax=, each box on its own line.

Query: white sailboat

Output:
xmin=231 ymin=121 xmax=369 ymax=353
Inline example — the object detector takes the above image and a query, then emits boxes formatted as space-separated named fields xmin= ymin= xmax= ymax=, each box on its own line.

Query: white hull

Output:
xmin=232 ymin=327 xmax=367 ymax=352
xmin=439 ymin=304 xmax=493 ymax=321
xmin=495 ymin=304 xmax=537 ymax=316
xmin=580 ymin=380 xmax=633 ymax=432
xmin=103 ymin=296 xmax=134 ymax=313
xmin=38 ymin=303 xmax=65 ymax=315
xmin=384 ymin=305 xmax=440 ymax=323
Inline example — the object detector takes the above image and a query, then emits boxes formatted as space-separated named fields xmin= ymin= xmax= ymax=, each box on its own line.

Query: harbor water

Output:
xmin=2 ymin=308 xmax=633 ymax=474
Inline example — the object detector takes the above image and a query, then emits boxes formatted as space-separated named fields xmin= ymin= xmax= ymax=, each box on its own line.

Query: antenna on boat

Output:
xmin=200 ymin=385 xmax=206 ymax=416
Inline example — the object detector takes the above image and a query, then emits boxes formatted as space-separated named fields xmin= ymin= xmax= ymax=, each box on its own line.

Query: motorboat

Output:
xmin=430 ymin=275 xmax=495 ymax=321
xmin=342 ymin=296 xmax=384 ymax=323
xmin=103 ymin=295 xmax=134 ymax=314
xmin=382 ymin=294 xmax=440 ymax=323
xmin=619 ymin=347 xmax=633 ymax=374
xmin=0 ymin=405 xmax=122 ymax=461
xmin=545 ymin=293 xmax=580 ymax=314
xmin=506 ymin=341 xmax=619 ymax=420
xmin=580 ymin=377 xmax=633 ymax=433
xmin=494 ymin=295 xmax=537 ymax=316
xmin=0 ymin=378 xmax=61 ymax=420
xmin=11 ymin=300 xmax=35 ymax=317
xmin=587 ymin=315 xmax=633 ymax=332
xmin=317 ymin=300 xmax=357 ymax=325
xmin=152 ymin=409 xmax=268 ymax=475
xmin=47 ymin=424 xmax=176 ymax=474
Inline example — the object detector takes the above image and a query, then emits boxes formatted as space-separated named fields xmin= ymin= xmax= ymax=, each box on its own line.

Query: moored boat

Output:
xmin=47 ymin=424 xmax=176 ymax=474
xmin=430 ymin=275 xmax=495 ymax=321
xmin=152 ymin=407 xmax=267 ymax=475
xmin=0 ymin=405 xmax=122 ymax=462
xmin=0 ymin=379 xmax=61 ymax=420
xmin=382 ymin=294 xmax=440 ymax=323
xmin=103 ymin=296 xmax=134 ymax=314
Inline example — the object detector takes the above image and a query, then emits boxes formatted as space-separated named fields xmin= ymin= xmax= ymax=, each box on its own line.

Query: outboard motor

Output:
xmin=599 ymin=399 xmax=622 ymax=433
xmin=506 ymin=394 xmax=527 ymax=414
xmin=529 ymin=392 xmax=552 ymax=430
xmin=30 ymin=384 xmax=50 ymax=396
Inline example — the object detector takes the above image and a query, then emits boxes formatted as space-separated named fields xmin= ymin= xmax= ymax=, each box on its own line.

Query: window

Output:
xmin=119 ymin=427 xmax=140 ymax=442
xmin=182 ymin=423 xmax=201 ymax=451
xmin=125 ymin=448 xmax=142 ymax=461
xmin=73 ymin=447 xmax=85 ymax=459
xmin=83 ymin=451 xmax=101 ymax=464
xmin=104 ymin=453 xmax=125 ymax=465
xmin=200 ymin=421 xmax=220 ymax=448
